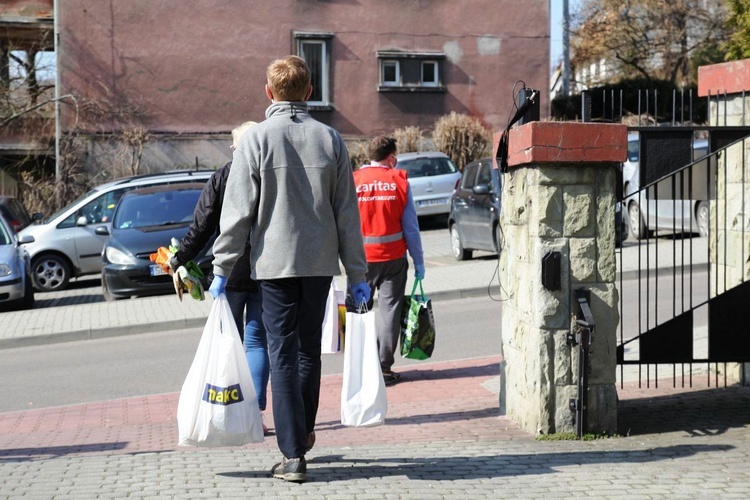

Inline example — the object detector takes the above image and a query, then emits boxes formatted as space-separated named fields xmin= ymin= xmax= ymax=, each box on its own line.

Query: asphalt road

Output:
xmin=0 ymin=293 xmax=502 ymax=413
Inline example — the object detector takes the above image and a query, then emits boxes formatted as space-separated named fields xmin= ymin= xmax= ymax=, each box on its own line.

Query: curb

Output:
xmin=0 ymin=317 xmax=209 ymax=350
xmin=0 ymin=263 xmax=707 ymax=351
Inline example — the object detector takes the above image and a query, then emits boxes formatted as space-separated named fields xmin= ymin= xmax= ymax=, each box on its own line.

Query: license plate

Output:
xmin=149 ymin=264 xmax=166 ymax=276
xmin=417 ymin=198 xmax=448 ymax=207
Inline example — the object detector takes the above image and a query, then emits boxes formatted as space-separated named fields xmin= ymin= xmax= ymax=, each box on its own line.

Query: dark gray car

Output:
xmin=447 ymin=158 xmax=502 ymax=260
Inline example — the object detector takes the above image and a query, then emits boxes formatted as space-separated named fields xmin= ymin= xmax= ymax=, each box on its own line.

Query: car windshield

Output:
xmin=397 ymin=157 xmax=458 ymax=178
xmin=113 ymin=189 xmax=200 ymax=229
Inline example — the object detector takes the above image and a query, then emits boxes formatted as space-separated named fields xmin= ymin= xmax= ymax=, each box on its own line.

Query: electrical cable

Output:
xmin=487 ymin=81 xmax=538 ymax=302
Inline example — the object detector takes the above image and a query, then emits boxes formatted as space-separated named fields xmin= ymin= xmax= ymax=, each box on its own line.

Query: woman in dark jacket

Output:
xmin=172 ymin=121 xmax=270 ymax=434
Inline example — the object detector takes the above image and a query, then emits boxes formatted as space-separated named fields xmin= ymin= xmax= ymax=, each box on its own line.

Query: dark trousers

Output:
xmin=346 ymin=258 xmax=409 ymax=372
xmin=260 ymin=276 xmax=332 ymax=458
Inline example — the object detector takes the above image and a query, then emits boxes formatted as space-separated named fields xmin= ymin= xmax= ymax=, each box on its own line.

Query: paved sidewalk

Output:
xmin=1 ymin=235 xmax=748 ymax=497
xmin=0 ymin=355 xmax=748 ymax=498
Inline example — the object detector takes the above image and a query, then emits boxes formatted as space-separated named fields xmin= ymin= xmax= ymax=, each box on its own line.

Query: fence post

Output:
xmin=497 ymin=121 xmax=627 ymax=435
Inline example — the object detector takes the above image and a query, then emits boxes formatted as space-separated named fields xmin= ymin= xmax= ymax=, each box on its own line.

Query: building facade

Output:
xmin=4 ymin=1 xmax=550 ymax=176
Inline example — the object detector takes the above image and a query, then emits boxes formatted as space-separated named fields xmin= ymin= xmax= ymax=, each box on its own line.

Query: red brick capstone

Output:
xmin=698 ymin=59 xmax=750 ymax=97
xmin=495 ymin=121 xmax=627 ymax=169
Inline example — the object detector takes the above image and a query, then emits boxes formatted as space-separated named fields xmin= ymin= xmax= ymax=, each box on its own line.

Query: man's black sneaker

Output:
xmin=305 ymin=431 xmax=316 ymax=453
xmin=271 ymin=456 xmax=307 ymax=483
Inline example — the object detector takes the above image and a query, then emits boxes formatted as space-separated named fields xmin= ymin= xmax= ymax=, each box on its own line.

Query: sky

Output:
xmin=550 ymin=0 xmax=583 ymax=70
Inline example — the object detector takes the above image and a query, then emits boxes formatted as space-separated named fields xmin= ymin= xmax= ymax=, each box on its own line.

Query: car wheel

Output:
xmin=450 ymin=224 xmax=472 ymax=261
xmin=627 ymin=202 xmax=647 ymax=240
xmin=696 ymin=201 xmax=709 ymax=237
xmin=101 ymin=275 xmax=124 ymax=302
xmin=31 ymin=254 xmax=71 ymax=292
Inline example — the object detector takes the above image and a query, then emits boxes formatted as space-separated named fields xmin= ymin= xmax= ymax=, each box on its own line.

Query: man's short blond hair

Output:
xmin=266 ymin=55 xmax=311 ymax=102
xmin=231 ymin=121 xmax=257 ymax=148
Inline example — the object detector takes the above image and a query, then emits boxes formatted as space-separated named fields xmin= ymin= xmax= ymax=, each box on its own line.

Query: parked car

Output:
xmin=449 ymin=158 xmax=626 ymax=260
xmin=99 ymin=183 xmax=213 ymax=301
xmin=622 ymin=133 xmax=709 ymax=240
xmin=0 ymin=196 xmax=37 ymax=233
xmin=0 ymin=213 xmax=35 ymax=311
xmin=396 ymin=151 xmax=462 ymax=217
xmin=448 ymin=157 xmax=501 ymax=260
xmin=18 ymin=170 xmax=213 ymax=292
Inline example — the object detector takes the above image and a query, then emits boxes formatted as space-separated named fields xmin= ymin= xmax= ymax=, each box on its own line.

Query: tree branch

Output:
xmin=1 ymin=94 xmax=76 ymax=128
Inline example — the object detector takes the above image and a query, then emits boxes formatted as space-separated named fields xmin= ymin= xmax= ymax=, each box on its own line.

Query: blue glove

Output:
xmin=415 ymin=263 xmax=425 ymax=280
xmin=351 ymin=281 xmax=371 ymax=307
xmin=208 ymin=274 xmax=227 ymax=299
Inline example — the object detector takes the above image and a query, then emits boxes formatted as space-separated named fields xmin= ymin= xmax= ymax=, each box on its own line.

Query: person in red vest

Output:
xmin=351 ymin=135 xmax=425 ymax=386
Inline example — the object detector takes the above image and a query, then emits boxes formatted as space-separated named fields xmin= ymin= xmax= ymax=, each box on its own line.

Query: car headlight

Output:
xmin=105 ymin=246 xmax=136 ymax=265
xmin=0 ymin=264 xmax=11 ymax=277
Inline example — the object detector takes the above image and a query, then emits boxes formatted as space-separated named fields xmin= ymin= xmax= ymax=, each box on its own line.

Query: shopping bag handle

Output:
xmin=356 ymin=301 xmax=369 ymax=314
xmin=410 ymin=277 xmax=425 ymax=299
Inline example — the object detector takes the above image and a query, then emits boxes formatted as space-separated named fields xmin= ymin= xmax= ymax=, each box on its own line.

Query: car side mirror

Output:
xmin=95 ymin=226 xmax=110 ymax=236
xmin=76 ymin=216 xmax=89 ymax=227
xmin=17 ymin=234 xmax=35 ymax=244
xmin=32 ymin=213 xmax=43 ymax=221
xmin=472 ymin=184 xmax=491 ymax=195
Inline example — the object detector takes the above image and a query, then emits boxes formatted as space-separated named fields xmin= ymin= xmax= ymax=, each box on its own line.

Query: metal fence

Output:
xmin=581 ymin=89 xmax=750 ymax=388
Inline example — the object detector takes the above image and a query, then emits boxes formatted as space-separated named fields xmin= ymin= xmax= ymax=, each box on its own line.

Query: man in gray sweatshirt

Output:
xmin=210 ymin=55 xmax=370 ymax=483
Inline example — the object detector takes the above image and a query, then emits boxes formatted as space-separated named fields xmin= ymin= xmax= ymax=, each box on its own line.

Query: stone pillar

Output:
xmin=698 ymin=60 xmax=750 ymax=385
xmin=498 ymin=121 xmax=627 ymax=435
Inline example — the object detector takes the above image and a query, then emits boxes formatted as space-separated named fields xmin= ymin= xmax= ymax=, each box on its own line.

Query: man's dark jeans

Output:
xmin=260 ymin=276 xmax=332 ymax=459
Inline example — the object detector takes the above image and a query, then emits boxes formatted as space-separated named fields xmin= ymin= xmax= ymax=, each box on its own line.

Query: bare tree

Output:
xmin=2 ymin=36 xmax=153 ymax=215
xmin=572 ymin=0 xmax=729 ymax=86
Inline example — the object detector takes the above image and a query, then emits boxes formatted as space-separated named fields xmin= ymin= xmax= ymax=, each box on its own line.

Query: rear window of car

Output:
xmin=398 ymin=157 xmax=458 ymax=178
xmin=114 ymin=188 xmax=201 ymax=229
xmin=0 ymin=197 xmax=32 ymax=230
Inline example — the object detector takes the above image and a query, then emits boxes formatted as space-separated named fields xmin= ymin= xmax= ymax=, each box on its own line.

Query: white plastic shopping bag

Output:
xmin=177 ymin=294 xmax=265 ymax=447
xmin=340 ymin=309 xmax=387 ymax=427
xmin=322 ymin=281 xmax=346 ymax=354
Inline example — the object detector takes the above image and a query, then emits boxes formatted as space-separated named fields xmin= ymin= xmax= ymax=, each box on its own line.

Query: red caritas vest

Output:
xmin=353 ymin=166 xmax=409 ymax=262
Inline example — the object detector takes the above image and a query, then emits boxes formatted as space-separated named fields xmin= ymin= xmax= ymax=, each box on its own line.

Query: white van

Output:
xmin=19 ymin=170 xmax=213 ymax=292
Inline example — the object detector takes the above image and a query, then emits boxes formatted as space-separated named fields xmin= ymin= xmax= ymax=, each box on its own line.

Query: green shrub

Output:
xmin=432 ymin=112 xmax=492 ymax=171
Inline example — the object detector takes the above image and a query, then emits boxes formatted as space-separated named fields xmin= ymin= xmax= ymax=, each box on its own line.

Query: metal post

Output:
xmin=562 ymin=0 xmax=570 ymax=97
xmin=54 ymin=0 xmax=61 ymax=208
xmin=569 ymin=289 xmax=595 ymax=439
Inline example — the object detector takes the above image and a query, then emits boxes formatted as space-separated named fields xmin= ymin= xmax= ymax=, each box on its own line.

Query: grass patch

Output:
xmin=536 ymin=432 xmax=618 ymax=441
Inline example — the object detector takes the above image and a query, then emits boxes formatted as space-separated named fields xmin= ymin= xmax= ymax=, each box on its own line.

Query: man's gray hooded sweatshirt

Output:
xmin=212 ymin=101 xmax=367 ymax=286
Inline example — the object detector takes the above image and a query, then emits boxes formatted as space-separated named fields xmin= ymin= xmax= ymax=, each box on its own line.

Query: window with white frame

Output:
xmin=377 ymin=50 xmax=445 ymax=92
xmin=421 ymin=60 xmax=438 ymax=87
xmin=295 ymin=33 xmax=332 ymax=107
xmin=381 ymin=60 xmax=400 ymax=86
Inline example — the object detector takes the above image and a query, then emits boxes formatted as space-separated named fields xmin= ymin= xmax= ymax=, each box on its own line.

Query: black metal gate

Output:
xmin=581 ymin=88 xmax=750 ymax=388
xmin=617 ymin=127 xmax=750 ymax=387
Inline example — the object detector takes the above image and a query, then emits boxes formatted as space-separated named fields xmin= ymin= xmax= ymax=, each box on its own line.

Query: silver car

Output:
xmin=0 ymin=213 xmax=35 ymax=310
xmin=19 ymin=170 xmax=213 ymax=292
xmin=396 ymin=151 xmax=462 ymax=217
xmin=623 ymin=133 xmax=709 ymax=240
